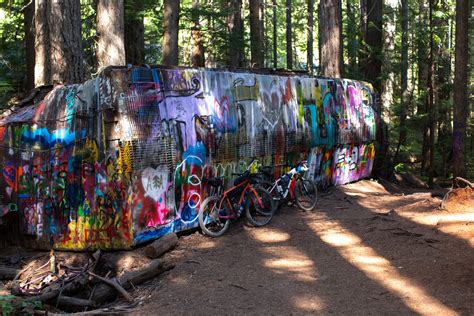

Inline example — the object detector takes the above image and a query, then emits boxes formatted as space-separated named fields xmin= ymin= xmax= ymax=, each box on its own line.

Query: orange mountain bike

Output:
xmin=198 ymin=165 xmax=275 ymax=237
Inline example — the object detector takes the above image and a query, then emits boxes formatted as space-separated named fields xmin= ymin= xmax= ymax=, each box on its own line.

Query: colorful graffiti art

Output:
xmin=0 ymin=66 xmax=381 ymax=250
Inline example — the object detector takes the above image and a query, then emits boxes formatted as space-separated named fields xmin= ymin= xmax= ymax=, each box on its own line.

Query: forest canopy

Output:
xmin=0 ymin=0 xmax=472 ymax=181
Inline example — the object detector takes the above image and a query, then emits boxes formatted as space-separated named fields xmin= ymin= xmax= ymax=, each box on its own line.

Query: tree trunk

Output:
xmin=96 ymin=0 xmax=126 ymax=70
xmin=380 ymin=0 xmax=396 ymax=126
xmin=262 ymin=0 xmax=267 ymax=66
xmin=307 ymin=0 xmax=314 ymax=73
xmin=273 ymin=0 xmax=277 ymax=68
xmin=427 ymin=0 xmax=435 ymax=187
xmin=452 ymin=0 xmax=469 ymax=178
xmin=249 ymin=0 xmax=264 ymax=68
xmin=286 ymin=0 xmax=292 ymax=69
xmin=346 ymin=0 xmax=356 ymax=74
xmin=361 ymin=0 xmax=382 ymax=92
xmin=358 ymin=0 xmax=367 ymax=72
xmin=24 ymin=0 xmax=35 ymax=91
xmin=124 ymin=0 xmax=145 ymax=65
xmin=318 ymin=0 xmax=344 ymax=77
xmin=163 ymin=0 xmax=180 ymax=66
xmin=437 ymin=0 xmax=452 ymax=178
xmin=418 ymin=0 xmax=430 ymax=172
xmin=395 ymin=0 xmax=409 ymax=158
xmin=227 ymin=0 xmax=244 ymax=67
xmin=34 ymin=0 xmax=85 ymax=86
xmin=191 ymin=0 xmax=205 ymax=67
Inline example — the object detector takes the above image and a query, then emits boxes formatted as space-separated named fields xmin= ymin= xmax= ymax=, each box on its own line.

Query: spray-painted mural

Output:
xmin=0 ymin=66 xmax=380 ymax=250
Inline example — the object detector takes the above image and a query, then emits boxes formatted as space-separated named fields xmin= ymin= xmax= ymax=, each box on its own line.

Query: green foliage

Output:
xmin=0 ymin=295 xmax=42 ymax=315
xmin=394 ymin=163 xmax=406 ymax=173
xmin=0 ymin=0 xmax=26 ymax=107
xmin=81 ymin=0 xmax=97 ymax=78
xmin=0 ymin=0 xmax=469 ymax=179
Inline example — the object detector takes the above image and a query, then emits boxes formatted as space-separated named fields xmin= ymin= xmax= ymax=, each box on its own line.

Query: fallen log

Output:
xmin=453 ymin=177 xmax=474 ymax=188
xmin=88 ymin=271 xmax=133 ymax=303
xmin=92 ymin=259 xmax=174 ymax=305
xmin=144 ymin=233 xmax=178 ymax=259
xmin=56 ymin=296 xmax=97 ymax=309
xmin=0 ymin=266 xmax=19 ymax=280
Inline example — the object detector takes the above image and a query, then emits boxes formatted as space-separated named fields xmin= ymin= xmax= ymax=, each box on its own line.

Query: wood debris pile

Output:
xmin=0 ymin=233 xmax=178 ymax=313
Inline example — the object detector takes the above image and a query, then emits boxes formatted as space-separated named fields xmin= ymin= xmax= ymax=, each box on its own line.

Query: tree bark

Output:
xmin=346 ymin=0 xmax=356 ymax=74
xmin=452 ymin=0 xmax=469 ymax=178
xmin=34 ymin=0 xmax=85 ymax=86
xmin=144 ymin=233 xmax=178 ymax=259
xmin=24 ymin=0 xmax=35 ymax=91
xmin=307 ymin=0 xmax=314 ymax=73
xmin=361 ymin=0 xmax=382 ymax=92
xmin=163 ymin=0 xmax=180 ymax=66
xmin=124 ymin=0 xmax=144 ymax=65
xmin=427 ymin=0 xmax=436 ymax=187
xmin=92 ymin=259 xmax=174 ymax=305
xmin=437 ymin=0 xmax=452 ymax=178
xmin=249 ymin=0 xmax=264 ymax=67
xmin=358 ymin=0 xmax=367 ymax=71
xmin=191 ymin=0 xmax=205 ymax=67
xmin=418 ymin=0 xmax=430 ymax=172
xmin=272 ymin=0 xmax=277 ymax=68
xmin=395 ymin=0 xmax=409 ymax=158
xmin=96 ymin=0 xmax=126 ymax=70
xmin=0 ymin=266 xmax=19 ymax=280
xmin=318 ymin=0 xmax=344 ymax=77
xmin=226 ymin=0 xmax=244 ymax=67
xmin=286 ymin=0 xmax=292 ymax=69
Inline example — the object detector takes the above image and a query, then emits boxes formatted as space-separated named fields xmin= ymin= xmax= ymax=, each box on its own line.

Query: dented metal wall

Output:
xmin=0 ymin=67 xmax=380 ymax=250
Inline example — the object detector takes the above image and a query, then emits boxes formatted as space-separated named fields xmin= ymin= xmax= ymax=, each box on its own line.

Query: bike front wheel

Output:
xmin=294 ymin=178 xmax=318 ymax=211
xmin=245 ymin=186 xmax=275 ymax=226
xmin=198 ymin=196 xmax=230 ymax=237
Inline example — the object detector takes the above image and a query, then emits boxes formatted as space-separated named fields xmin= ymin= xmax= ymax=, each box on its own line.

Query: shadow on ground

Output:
xmin=138 ymin=180 xmax=474 ymax=314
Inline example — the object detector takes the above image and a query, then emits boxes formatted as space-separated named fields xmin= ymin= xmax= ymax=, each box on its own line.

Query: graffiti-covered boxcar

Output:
xmin=0 ymin=66 xmax=381 ymax=250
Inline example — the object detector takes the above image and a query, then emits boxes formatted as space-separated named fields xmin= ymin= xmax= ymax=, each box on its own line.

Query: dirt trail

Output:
xmin=138 ymin=180 xmax=474 ymax=315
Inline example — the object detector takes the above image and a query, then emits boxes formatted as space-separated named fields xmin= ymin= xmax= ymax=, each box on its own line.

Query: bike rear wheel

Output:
xmin=245 ymin=186 xmax=275 ymax=226
xmin=294 ymin=178 xmax=318 ymax=211
xmin=198 ymin=196 xmax=230 ymax=237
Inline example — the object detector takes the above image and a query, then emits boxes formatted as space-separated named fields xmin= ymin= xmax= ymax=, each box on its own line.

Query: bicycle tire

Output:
xmin=257 ymin=180 xmax=278 ymax=199
xmin=198 ymin=196 xmax=230 ymax=237
xmin=294 ymin=178 xmax=318 ymax=211
xmin=245 ymin=186 xmax=275 ymax=226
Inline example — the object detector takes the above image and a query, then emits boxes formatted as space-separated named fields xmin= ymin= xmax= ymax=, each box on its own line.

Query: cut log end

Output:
xmin=144 ymin=233 xmax=179 ymax=259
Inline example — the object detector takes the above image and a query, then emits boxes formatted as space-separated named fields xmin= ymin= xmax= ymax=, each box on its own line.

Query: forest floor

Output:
xmin=138 ymin=179 xmax=474 ymax=315
xmin=1 ymin=179 xmax=473 ymax=315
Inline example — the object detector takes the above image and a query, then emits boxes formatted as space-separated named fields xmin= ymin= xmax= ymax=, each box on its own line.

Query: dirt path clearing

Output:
xmin=133 ymin=180 xmax=474 ymax=314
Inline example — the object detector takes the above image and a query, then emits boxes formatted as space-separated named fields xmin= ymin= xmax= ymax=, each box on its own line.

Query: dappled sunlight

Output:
xmin=246 ymin=227 xmax=291 ymax=243
xmin=309 ymin=220 xmax=458 ymax=315
xmin=194 ymin=239 xmax=218 ymax=249
xmin=396 ymin=211 xmax=474 ymax=247
xmin=342 ymin=180 xmax=391 ymax=194
xmin=292 ymin=295 xmax=327 ymax=312
xmin=262 ymin=246 xmax=318 ymax=283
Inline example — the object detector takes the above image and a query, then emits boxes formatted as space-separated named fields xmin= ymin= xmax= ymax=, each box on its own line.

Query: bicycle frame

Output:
xmin=266 ymin=162 xmax=309 ymax=201
xmin=217 ymin=179 xmax=264 ymax=220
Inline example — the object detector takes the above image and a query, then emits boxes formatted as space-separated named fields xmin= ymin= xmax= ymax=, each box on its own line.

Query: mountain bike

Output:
xmin=198 ymin=161 xmax=275 ymax=237
xmin=257 ymin=160 xmax=318 ymax=212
